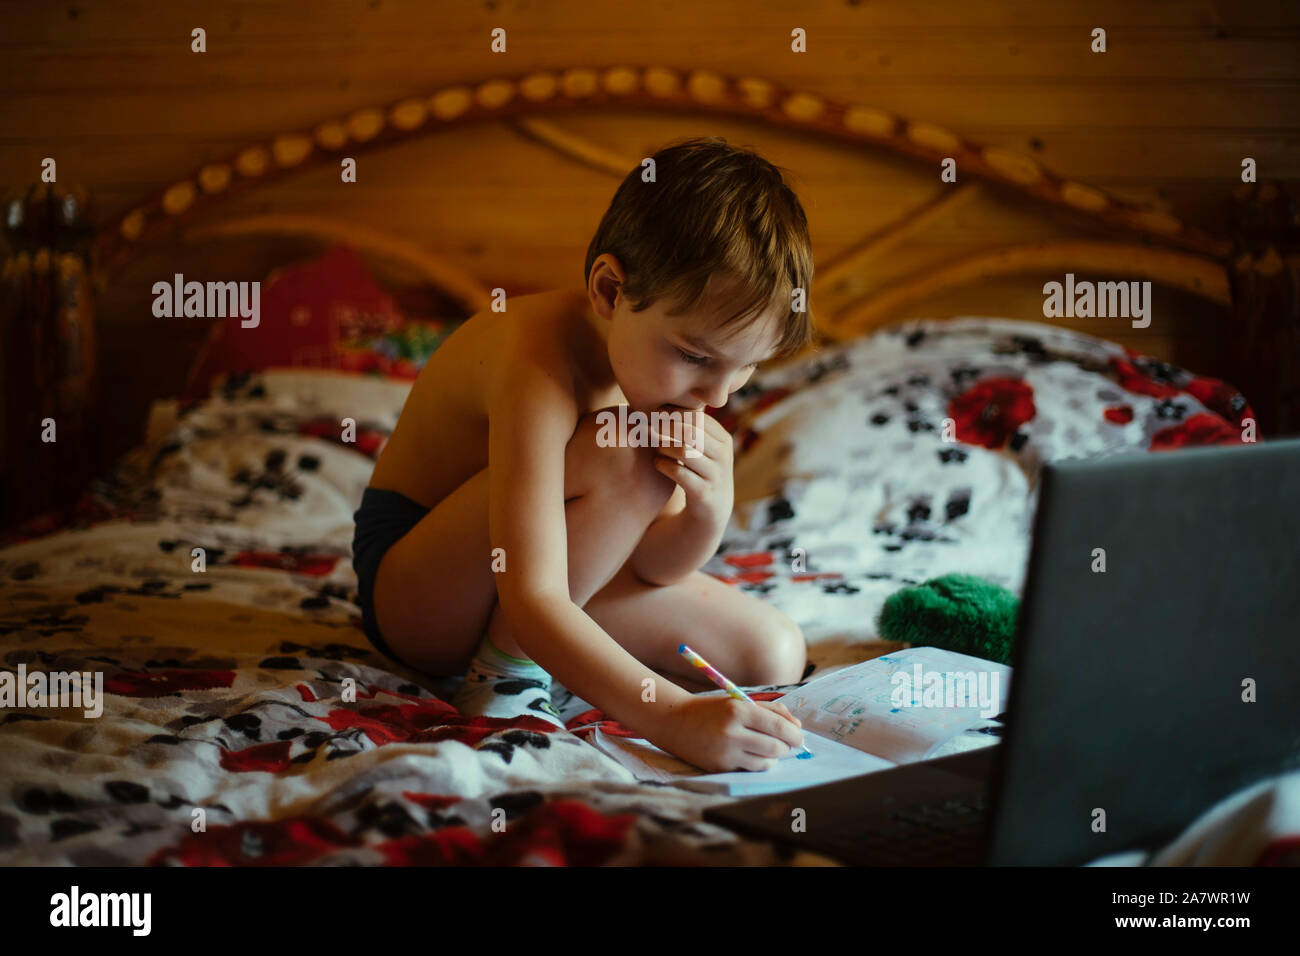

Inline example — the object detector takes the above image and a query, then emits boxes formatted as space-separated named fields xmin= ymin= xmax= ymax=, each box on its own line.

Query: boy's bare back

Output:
xmin=369 ymin=289 xmax=617 ymax=509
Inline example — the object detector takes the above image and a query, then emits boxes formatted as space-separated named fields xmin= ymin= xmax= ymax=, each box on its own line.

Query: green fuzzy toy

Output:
xmin=876 ymin=573 xmax=1020 ymax=665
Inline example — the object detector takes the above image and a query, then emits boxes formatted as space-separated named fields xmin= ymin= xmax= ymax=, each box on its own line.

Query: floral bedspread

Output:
xmin=0 ymin=316 xmax=1286 ymax=866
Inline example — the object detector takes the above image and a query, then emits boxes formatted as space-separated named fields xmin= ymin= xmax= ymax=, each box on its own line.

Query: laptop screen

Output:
xmin=986 ymin=438 xmax=1300 ymax=865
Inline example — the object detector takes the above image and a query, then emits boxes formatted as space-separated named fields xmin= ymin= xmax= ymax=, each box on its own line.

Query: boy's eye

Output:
xmin=676 ymin=348 xmax=710 ymax=366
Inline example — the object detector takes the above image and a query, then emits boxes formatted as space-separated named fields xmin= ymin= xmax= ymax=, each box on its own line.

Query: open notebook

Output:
xmin=589 ymin=647 xmax=1012 ymax=796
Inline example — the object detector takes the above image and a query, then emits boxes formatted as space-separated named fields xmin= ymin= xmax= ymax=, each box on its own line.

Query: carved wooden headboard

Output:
xmin=3 ymin=65 xmax=1297 ymax=528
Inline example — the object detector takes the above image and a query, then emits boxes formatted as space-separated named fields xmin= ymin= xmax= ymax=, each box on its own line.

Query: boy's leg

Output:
xmin=580 ymin=562 xmax=808 ymax=694
xmin=369 ymin=408 xmax=676 ymax=680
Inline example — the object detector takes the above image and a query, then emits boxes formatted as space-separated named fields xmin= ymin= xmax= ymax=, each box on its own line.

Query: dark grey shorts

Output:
xmin=351 ymin=486 xmax=431 ymax=669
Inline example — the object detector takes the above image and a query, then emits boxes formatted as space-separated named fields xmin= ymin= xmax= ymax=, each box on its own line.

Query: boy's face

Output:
xmin=595 ymin=266 xmax=785 ymax=414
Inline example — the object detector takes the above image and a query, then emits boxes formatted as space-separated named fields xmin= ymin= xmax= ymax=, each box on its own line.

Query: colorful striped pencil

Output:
xmin=677 ymin=643 xmax=812 ymax=758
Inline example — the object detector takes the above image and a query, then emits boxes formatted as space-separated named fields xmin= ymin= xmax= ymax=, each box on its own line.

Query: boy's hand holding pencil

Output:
xmin=648 ymin=644 xmax=809 ymax=774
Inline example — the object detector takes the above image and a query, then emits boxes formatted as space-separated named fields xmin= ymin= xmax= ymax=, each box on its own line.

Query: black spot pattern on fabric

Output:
xmin=121 ymin=822 xmax=164 ymax=837
xmin=105 ymin=780 xmax=150 ymax=804
xmin=937 ymin=447 xmax=968 ymax=464
xmin=1009 ymin=431 xmax=1029 ymax=451
xmin=297 ymin=455 xmax=320 ymax=471
xmin=945 ymin=492 xmax=972 ymax=522
xmin=491 ymin=790 xmax=545 ymax=820
xmin=223 ymin=714 xmax=261 ymax=741
xmin=905 ymin=329 xmax=927 ymax=348
xmin=480 ymin=731 xmax=553 ymax=763
xmin=870 ymin=413 xmax=890 ymax=426
xmin=906 ymin=500 xmax=931 ymax=523
xmin=1011 ymin=335 xmax=1048 ymax=362
xmin=299 ymin=594 xmax=331 ymax=610
xmin=259 ymin=656 xmax=302 ymax=670
xmin=63 ymin=586 xmax=115 ymax=607
xmin=767 ymin=497 xmax=794 ymax=524
xmin=822 ymin=581 xmax=861 ymax=595
xmin=1133 ymin=355 xmax=1183 ymax=386
xmin=479 ymin=741 xmax=515 ymax=762
xmin=492 ymin=678 xmax=548 ymax=697
xmin=1154 ymin=398 xmax=1187 ymax=420
xmin=20 ymin=788 xmax=79 ymax=814
xmin=805 ymin=353 xmax=850 ymax=383
xmin=356 ymin=801 xmax=421 ymax=838
xmin=0 ymin=812 xmax=18 ymax=849
xmin=51 ymin=818 xmax=99 ymax=841
xmin=504 ymin=729 xmax=551 ymax=750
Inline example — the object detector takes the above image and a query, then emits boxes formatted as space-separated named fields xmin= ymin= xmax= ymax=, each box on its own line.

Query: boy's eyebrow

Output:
xmin=679 ymin=332 xmax=778 ymax=365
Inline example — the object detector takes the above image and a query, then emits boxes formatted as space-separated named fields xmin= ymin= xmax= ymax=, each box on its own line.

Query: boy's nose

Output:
xmin=694 ymin=381 xmax=732 ymax=409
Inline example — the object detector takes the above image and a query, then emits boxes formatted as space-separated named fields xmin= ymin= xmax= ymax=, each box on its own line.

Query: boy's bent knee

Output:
xmin=744 ymin=615 xmax=807 ymax=686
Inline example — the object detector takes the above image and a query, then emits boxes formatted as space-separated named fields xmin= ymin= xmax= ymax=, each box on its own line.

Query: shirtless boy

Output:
xmin=352 ymin=137 xmax=815 ymax=773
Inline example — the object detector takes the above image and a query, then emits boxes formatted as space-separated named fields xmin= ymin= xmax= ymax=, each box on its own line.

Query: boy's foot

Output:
xmin=450 ymin=635 xmax=566 ymax=730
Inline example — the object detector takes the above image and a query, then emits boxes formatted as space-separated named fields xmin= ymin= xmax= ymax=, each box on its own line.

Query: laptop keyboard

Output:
xmin=820 ymin=790 xmax=991 ymax=865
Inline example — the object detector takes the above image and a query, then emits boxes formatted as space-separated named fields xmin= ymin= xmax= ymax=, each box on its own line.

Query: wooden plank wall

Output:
xmin=2 ymin=0 xmax=1298 ymax=466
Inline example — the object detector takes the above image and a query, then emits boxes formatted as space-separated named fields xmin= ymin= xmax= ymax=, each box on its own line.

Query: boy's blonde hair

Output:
xmin=584 ymin=136 xmax=815 ymax=360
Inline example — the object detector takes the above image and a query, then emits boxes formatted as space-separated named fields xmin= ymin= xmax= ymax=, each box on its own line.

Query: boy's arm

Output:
xmin=627 ymin=487 xmax=728 ymax=587
xmin=487 ymin=349 xmax=691 ymax=737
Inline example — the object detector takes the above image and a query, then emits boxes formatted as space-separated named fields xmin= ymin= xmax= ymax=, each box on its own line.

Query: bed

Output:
xmin=1 ymin=66 xmax=1297 ymax=866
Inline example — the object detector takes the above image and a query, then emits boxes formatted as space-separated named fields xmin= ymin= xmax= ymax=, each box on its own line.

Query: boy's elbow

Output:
xmin=497 ymin=577 xmax=572 ymax=619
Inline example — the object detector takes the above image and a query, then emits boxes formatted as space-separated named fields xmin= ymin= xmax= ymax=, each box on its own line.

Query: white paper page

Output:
xmin=674 ymin=732 xmax=896 ymax=796
xmin=777 ymin=646 xmax=1012 ymax=764
xmin=589 ymin=728 xmax=696 ymax=784
xmin=589 ymin=727 xmax=896 ymax=796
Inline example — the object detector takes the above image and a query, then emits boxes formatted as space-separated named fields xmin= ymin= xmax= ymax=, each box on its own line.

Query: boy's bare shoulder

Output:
xmin=480 ymin=289 xmax=613 ymax=421
xmin=508 ymin=289 xmax=586 ymax=352
xmin=499 ymin=289 xmax=590 ymax=381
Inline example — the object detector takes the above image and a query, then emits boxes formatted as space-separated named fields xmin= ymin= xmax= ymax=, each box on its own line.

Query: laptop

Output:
xmin=704 ymin=437 xmax=1300 ymax=865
